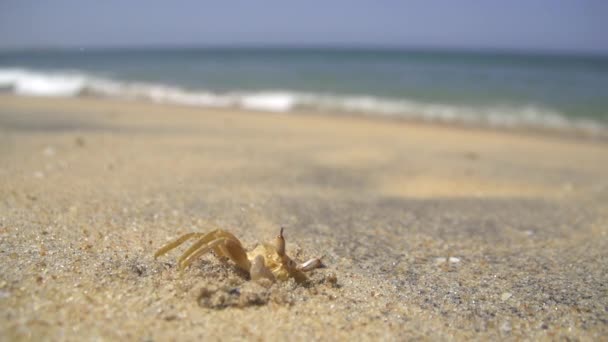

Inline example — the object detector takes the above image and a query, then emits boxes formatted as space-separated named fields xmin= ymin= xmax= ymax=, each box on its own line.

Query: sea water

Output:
xmin=1 ymin=47 xmax=607 ymax=134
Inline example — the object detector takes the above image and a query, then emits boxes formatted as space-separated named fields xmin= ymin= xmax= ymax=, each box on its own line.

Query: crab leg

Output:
xmin=154 ymin=232 xmax=205 ymax=259
xmin=177 ymin=231 xmax=231 ymax=265
xmin=216 ymin=238 xmax=251 ymax=272
xmin=179 ymin=238 xmax=230 ymax=269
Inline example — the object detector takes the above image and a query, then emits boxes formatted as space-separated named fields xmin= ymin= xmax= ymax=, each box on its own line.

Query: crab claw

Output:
xmin=250 ymin=255 xmax=275 ymax=282
xmin=297 ymin=257 xmax=324 ymax=271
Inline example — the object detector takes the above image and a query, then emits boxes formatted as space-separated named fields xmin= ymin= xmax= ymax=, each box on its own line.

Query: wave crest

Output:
xmin=0 ymin=69 xmax=86 ymax=96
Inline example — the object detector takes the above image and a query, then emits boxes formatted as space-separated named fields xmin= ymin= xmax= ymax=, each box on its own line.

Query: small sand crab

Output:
xmin=154 ymin=228 xmax=323 ymax=283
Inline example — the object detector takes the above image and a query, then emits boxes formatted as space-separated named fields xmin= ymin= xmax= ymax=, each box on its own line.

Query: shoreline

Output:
xmin=1 ymin=94 xmax=607 ymax=340
xmin=2 ymin=93 xmax=607 ymax=144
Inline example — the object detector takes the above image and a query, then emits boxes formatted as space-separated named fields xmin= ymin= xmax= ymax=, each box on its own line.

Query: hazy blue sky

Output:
xmin=1 ymin=0 xmax=607 ymax=53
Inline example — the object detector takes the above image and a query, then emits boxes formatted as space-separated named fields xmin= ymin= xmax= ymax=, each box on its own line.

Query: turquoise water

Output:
xmin=1 ymin=48 xmax=607 ymax=132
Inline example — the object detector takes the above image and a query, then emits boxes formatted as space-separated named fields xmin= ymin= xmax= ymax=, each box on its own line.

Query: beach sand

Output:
xmin=1 ymin=95 xmax=607 ymax=340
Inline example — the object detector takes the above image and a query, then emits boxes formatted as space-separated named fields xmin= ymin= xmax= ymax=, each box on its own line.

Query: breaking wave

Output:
xmin=0 ymin=67 xmax=604 ymax=134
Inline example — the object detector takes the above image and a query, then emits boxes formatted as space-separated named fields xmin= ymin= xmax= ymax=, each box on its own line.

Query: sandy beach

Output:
xmin=1 ymin=94 xmax=607 ymax=340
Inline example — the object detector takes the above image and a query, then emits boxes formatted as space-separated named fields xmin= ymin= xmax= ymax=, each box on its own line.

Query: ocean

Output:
xmin=1 ymin=47 xmax=607 ymax=134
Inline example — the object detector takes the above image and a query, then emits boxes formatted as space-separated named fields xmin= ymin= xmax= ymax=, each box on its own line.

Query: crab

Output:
xmin=154 ymin=228 xmax=323 ymax=283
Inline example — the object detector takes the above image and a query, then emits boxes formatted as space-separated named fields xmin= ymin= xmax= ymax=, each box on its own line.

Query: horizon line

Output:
xmin=1 ymin=43 xmax=607 ymax=58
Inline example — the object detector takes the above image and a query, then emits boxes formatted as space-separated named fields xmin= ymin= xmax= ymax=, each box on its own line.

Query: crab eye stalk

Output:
xmin=276 ymin=227 xmax=286 ymax=256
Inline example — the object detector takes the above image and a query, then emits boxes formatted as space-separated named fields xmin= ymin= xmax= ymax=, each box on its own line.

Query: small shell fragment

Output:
xmin=434 ymin=257 xmax=461 ymax=265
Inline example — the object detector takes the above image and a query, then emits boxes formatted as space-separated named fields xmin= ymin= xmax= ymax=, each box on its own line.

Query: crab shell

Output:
xmin=248 ymin=242 xmax=308 ymax=283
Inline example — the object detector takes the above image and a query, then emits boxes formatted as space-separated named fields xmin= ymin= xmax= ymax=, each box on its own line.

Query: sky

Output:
xmin=0 ymin=0 xmax=607 ymax=54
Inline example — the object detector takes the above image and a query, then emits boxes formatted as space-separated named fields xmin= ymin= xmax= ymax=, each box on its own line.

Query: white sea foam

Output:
xmin=0 ymin=67 xmax=604 ymax=135
xmin=239 ymin=92 xmax=296 ymax=112
xmin=0 ymin=68 xmax=86 ymax=96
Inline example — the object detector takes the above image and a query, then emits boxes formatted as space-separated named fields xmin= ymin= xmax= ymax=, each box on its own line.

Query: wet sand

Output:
xmin=1 ymin=95 xmax=607 ymax=340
